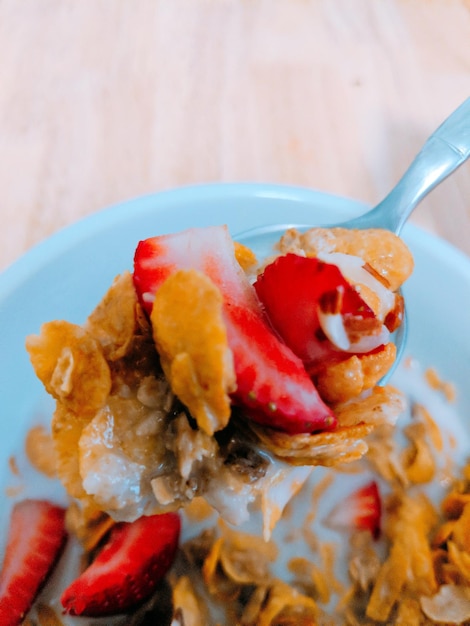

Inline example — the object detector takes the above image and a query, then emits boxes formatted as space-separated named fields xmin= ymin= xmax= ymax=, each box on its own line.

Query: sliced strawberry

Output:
xmin=0 ymin=499 xmax=67 ymax=626
xmin=133 ymin=225 xmax=336 ymax=434
xmin=326 ymin=481 xmax=382 ymax=539
xmin=254 ymin=253 xmax=388 ymax=372
xmin=61 ymin=512 xmax=180 ymax=617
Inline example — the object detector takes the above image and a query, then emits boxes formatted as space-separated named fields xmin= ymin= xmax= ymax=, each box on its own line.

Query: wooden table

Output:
xmin=1 ymin=0 xmax=469 ymax=273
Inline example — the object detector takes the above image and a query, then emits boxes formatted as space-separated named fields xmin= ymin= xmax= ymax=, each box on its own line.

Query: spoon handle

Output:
xmin=344 ymin=97 xmax=470 ymax=234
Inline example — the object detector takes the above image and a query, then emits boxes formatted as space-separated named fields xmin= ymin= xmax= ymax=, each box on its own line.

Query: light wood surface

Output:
xmin=1 ymin=0 xmax=469 ymax=273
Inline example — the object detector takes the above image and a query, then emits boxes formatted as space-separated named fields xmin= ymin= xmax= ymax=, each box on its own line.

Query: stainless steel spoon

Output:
xmin=237 ymin=97 xmax=470 ymax=378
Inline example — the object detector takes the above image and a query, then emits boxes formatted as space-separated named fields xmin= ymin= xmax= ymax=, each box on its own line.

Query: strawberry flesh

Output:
xmin=0 ymin=499 xmax=67 ymax=626
xmin=327 ymin=480 xmax=382 ymax=539
xmin=133 ymin=225 xmax=336 ymax=434
xmin=254 ymin=253 xmax=381 ymax=371
xmin=61 ymin=512 xmax=180 ymax=617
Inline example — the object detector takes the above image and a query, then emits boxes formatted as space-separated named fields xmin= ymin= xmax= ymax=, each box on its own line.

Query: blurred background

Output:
xmin=0 ymin=0 xmax=469 ymax=272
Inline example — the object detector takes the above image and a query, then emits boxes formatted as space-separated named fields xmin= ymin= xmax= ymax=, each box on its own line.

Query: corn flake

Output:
xmin=234 ymin=241 xmax=258 ymax=273
xmin=172 ymin=575 xmax=208 ymax=626
xmin=151 ymin=269 xmax=236 ymax=435
xmin=85 ymin=271 xmax=139 ymax=361
xmin=25 ymin=424 xmax=57 ymax=478
xmin=26 ymin=320 xmax=111 ymax=417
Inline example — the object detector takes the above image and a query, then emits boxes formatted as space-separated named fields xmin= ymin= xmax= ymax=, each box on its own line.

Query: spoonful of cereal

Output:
xmin=237 ymin=96 xmax=470 ymax=380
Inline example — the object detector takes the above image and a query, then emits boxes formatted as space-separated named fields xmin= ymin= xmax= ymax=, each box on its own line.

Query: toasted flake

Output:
xmin=425 ymin=367 xmax=457 ymax=403
xmin=172 ymin=575 xmax=208 ymax=626
xmin=348 ymin=531 xmax=381 ymax=591
xmin=250 ymin=421 xmax=374 ymax=466
xmin=26 ymin=320 xmax=112 ymax=417
xmin=25 ymin=424 xmax=57 ymax=478
xmin=394 ymin=597 xmax=424 ymax=625
xmin=219 ymin=525 xmax=278 ymax=584
xmin=52 ymin=404 xmax=91 ymax=501
xmin=85 ymin=271 xmax=139 ymax=361
xmin=366 ymin=540 xmax=408 ymax=621
xmin=401 ymin=421 xmax=436 ymax=484
xmin=254 ymin=581 xmax=318 ymax=626
xmin=8 ymin=455 xmax=20 ymax=476
xmin=333 ymin=385 xmax=406 ymax=428
xmin=441 ymin=490 xmax=470 ymax=520
xmin=449 ymin=502 xmax=470 ymax=553
xmin=367 ymin=492 xmax=437 ymax=621
xmin=447 ymin=540 xmax=470 ymax=582
xmin=151 ymin=269 xmax=236 ymax=435
xmin=234 ymin=241 xmax=258 ymax=273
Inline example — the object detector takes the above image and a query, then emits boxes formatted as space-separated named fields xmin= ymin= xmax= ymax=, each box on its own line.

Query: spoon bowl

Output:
xmin=236 ymin=97 xmax=470 ymax=381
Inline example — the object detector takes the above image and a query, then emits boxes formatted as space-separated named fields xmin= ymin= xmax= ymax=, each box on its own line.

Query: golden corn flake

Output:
xmin=252 ymin=580 xmax=318 ymax=626
xmin=449 ymin=503 xmax=470 ymax=554
xmin=347 ymin=531 xmax=382 ymax=592
xmin=441 ymin=490 xmax=470 ymax=521
xmin=393 ymin=596 xmax=424 ymax=625
xmin=151 ymin=269 xmax=236 ymax=436
xmin=8 ymin=455 xmax=20 ymax=476
xmin=366 ymin=492 xmax=437 ymax=621
xmin=401 ymin=421 xmax=436 ymax=485
xmin=172 ymin=575 xmax=208 ymax=626
xmin=234 ymin=241 xmax=258 ymax=273
xmin=333 ymin=384 xmax=406 ymax=429
xmin=447 ymin=540 xmax=470 ymax=582
xmin=202 ymin=522 xmax=278 ymax=595
xmin=25 ymin=424 xmax=57 ymax=478
xmin=26 ymin=320 xmax=112 ymax=417
xmin=251 ymin=421 xmax=373 ymax=467
xmin=425 ymin=366 xmax=457 ymax=403
xmin=51 ymin=404 xmax=92 ymax=502
xmin=218 ymin=524 xmax=278 ymax=585
xmin=85 ymin=271 xmax=139 ymax=361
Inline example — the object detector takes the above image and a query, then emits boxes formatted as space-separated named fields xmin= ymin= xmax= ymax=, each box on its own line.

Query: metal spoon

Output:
xmin=237 ymin=97 xmax=470 ymax=377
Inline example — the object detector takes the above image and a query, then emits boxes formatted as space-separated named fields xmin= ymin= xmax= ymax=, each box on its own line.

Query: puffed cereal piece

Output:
xmin=151 ymin=268 xmax=236 ymax=436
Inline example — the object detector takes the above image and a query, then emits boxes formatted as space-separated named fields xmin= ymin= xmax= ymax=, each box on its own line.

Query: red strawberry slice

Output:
xmin=0 ymin=499 xmax=67 ymax=626
xmin=61 ymin=512 xmax=180 ymax=617
xmin=133 ymin=225 xmax=336 ymax=434
xmin=326 ymin=481 xmax=382 ymax=539
xmin=254 ymin=253 xmax=387 ymax=372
